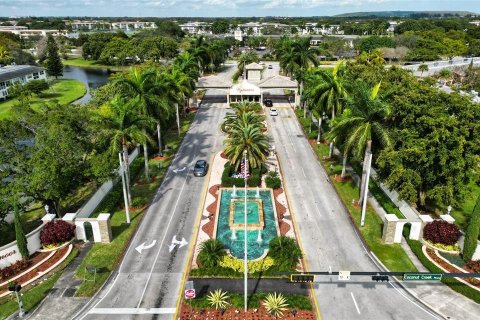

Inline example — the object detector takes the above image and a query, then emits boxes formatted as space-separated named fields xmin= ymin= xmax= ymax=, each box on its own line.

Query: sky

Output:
xmin=0 ymin=0 xmax=478 ymax=17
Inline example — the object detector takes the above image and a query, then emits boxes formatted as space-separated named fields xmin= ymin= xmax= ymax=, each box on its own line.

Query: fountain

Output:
xmin=214 ymin=188 xmax=279 ymax=260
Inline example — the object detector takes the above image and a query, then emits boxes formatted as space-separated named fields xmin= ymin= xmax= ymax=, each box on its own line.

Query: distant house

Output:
xmin=0 ymin=65 xmax=46 ymax=100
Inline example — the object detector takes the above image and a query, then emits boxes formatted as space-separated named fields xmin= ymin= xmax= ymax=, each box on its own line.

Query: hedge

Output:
xmin=221 ymin=162 xmax=262 ymax=187
xmin=463 ymin=194 xmax=480 ymax=261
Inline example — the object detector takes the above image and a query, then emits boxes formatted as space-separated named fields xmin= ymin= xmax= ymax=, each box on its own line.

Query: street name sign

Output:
xmin=403 ymin=273 xmax=442 ymax=281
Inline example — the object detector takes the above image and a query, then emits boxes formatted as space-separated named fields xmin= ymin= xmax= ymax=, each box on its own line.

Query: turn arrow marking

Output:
xmin=135 ymin=240 xmax=157 ymax=254
xmin=169 ymin=235 xmax=188 ymax=252
xmin=173 ymin=167 xmax=186 ymax=174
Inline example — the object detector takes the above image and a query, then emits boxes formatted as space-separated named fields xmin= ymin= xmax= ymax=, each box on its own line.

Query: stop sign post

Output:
xmin=184 ymin=288 xmax=196 ymax=299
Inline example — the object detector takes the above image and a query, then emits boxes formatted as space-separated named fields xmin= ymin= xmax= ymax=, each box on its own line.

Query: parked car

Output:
xmin=269 ymin=108 xmax=278 ymax=116
xmin=193 ymin=160 xmax=209 ymax=177
xmin=263 ymin=99 xmax=273 ymax=107
xmin=268 ymin=65 xmax=273 ymax=69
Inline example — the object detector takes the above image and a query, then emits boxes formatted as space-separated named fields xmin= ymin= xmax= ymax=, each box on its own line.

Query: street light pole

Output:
xmin=360 ymin=152 xmax=372 ymax=227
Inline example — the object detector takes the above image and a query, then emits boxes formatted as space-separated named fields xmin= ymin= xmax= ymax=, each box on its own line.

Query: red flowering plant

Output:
xmin=423 ymin=220 xmax=460 ymax=246
xmin=40 ymin=220 xmax=76 ymax=246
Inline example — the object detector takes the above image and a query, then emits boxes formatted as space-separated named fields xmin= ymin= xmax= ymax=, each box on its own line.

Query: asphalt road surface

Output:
xmin=75 ymin=103 xmax=227 ymax=320
xmin=267 ymin=105 xmax=441 ymax=320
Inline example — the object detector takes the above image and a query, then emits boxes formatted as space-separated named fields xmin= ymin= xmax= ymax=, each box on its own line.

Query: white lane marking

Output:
xmin=136 ymin=167 xmax=192 ymax=308
xmin=135 ymin=240 xmax=157 ymax=254
xmin=301 ymin=167 xmax=307 ymax=178
xmin=89 ymin=308 xmax=176 ymax=314
xmin=350 ymin=292 xmax=361 ymax=314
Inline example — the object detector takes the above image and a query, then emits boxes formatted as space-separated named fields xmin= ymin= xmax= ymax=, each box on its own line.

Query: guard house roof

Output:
xmin=0 ymin=65 xmax=45 ymax=83
xmin=258 ymin=75 xmax=297 ymax=88
xmin=245 ymin=62 xmax=264 ymax=70
xmin=230 ymin=80 xmax=261 ymax=95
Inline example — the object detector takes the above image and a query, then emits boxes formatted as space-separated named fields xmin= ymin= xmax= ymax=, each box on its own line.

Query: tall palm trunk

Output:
xmin=175 ymin=103 xmax=181 ymax=136
xmin=317 ymin=116 xmax=322 ymax=143
xmin=329 ymin=140 xmax=334 ymax=158
xmin=143 ymin=140 xmax=149 ymax=180
xmin=341 ymin=154 xmax=347 ymax=179
xmin=122 ymin=141 xmax=132 ymax=206
xmin=157 ymin=122 xmax=163 ymax=156
xmin=359 ymin=140 xmax=372 ymax=205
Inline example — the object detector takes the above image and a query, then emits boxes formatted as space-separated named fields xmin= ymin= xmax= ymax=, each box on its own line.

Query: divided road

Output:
xmin=76 ymin=103 xmax=227 ymax=320
xmin=267 ymin=105 xmax=441 ymax=320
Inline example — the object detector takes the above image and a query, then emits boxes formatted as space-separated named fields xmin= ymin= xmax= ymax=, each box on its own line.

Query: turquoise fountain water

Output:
xmin=216 ymin=189 xmax=278 ymax=260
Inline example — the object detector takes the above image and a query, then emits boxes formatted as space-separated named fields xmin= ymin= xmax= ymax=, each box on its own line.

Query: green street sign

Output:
xmin=403 ymin=273 xmax=442 ymax=281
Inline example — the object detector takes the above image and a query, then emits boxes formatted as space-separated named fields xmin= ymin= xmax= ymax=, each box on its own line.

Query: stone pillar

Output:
xmin=97 ymin=214 xmax=112 ymax=243
xmin=418 ymin=215 xmax=433 ymax=240
xmin=227 ymin=93 xmax=230 ymax=108
xmin=260 ymin=92 xmax=263 ymax=104
xmin=62 ymin=213 xmax=77 ymax=225
xmin=294 ymin=89 xmax=300 ymax=108
xmin=382 ymin=214 xmax=399 ymax=244
xmin=41 ymin=214 xmax=56 ymax=224
xmin=440 ymin=214 xmax=455 ymax=223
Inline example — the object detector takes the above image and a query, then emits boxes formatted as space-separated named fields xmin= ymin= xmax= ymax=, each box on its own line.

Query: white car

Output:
xmin=269 ymin=108 xmax=278 ymax=116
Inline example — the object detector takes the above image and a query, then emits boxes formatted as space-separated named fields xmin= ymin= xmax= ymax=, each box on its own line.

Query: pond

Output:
xmin=61 ymin=66 xmax=112 ymax=104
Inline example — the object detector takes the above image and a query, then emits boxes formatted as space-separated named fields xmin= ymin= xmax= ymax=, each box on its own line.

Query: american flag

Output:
xmin=241 ymin=156 xmax=249 ymax=179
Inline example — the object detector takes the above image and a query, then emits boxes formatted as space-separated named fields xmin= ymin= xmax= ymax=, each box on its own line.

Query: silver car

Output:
xmin=193 ymin=160 xmax=208 ymax=177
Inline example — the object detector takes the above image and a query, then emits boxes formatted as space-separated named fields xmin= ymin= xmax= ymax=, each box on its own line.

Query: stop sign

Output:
xmin=184 ymin=289 xmax=196 ymax=299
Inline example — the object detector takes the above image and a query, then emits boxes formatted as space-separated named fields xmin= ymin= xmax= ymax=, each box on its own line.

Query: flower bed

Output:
xmin=179 ymin=305 xmax=315 ymax=320
xmin=422 ymin=239 xmax=460 ymax=253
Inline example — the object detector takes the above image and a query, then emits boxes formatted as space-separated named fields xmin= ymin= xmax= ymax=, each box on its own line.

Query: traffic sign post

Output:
xmin=403 ymin=273 xmax=442 ymax=281
xmin=184 ymin=289 xmax=196 ymax=299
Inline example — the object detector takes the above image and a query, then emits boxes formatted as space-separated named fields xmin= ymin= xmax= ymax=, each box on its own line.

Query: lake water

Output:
xmin=61 ymin=65 xmax=112 ymax=104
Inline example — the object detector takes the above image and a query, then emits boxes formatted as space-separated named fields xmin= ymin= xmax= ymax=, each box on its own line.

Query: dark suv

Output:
xmin=193 ymin=160 xmax=208 ymax=177
xmin=263 ymin=99 xmax=273 ymax=107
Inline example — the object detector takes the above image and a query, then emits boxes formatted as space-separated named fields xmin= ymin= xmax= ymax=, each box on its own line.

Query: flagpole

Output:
xmin=243 ymin=150 xmax=248 ymax=312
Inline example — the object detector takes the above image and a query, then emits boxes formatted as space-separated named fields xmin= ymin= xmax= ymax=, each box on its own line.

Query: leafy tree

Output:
xmin=13 ymin=201 xmax=29 ymax=259
xmin=417 ymin=63 xmax=429 ymax=76
xmin=463 ymin=194 xmax=480 ymax=261
xmin=45 ymin=34 xmax=63 ymax=78
xmin=0 ymin=44 xmax=13 ymax=65
xmin=211 ymin=19 xmax=230 ymax=34
xmin=99 ymin=37 xmax=133 ymax=66
xmin=24 ymin=79 xmax=49 ymax=95
xmin=82 ymin=33 xmax=116 ymax=60
xmin=355 ymin=35 xmax=395 ymax=53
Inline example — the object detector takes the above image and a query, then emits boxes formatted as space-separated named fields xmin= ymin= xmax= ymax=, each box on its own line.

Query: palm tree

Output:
xmin=207 ymin=290 xmax=230 ymax=310
xmin=264 ymin=292 xmax=289 ymax=318
xmin=417 ymin=63 xmax=429 ymax=76
xmin=222 ymin=111 xmax=265 ymax=136
xmin=100 ymin=95 xmax=153 ymax=206
xmin=198 ymin=239 xmax=226 ymax=268
xmin=173 ymin=52 xmax=200 ymax=82
xmin=114 ymin=67 xmax=166 ymax=179
xmin=224 ymin=125 xmax=270 ymax=171
xmin=304 ymin=61 xmax=348 ymax=144
xmin=326 ymin=81 xmax=392 ymax=209
xmin=187 ymin=36 xmax=209 ymax=74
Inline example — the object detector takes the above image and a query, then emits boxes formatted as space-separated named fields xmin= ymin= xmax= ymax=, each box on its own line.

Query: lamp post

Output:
xmin=119 ymin=153 xmax=131 ymax=224
xmin=243 ymin=150 xmax=248 ymax=312
xmin=447 ymin=205 xmax=452 ymax=215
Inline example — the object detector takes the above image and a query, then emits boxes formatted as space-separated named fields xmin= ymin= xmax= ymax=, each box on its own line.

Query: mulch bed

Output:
xmin=0 ymin=245 xmax=70 ymax=295
xmin=334 ymin=175 xmax=352 ymax=182
xmin=153 ymin=155 xmax=171 ymax=161
xmin=272 ymin=188 xmax=289 ymax=236
xmin=220 ymin=152 xmax=228 ymax=159
xmin=180 ymin=305 xmax=315 ymax=319
xmin=201 ymin=185 xmax=221 ymax=239
xmin=425 ymin=248 xmax=480 ymax=288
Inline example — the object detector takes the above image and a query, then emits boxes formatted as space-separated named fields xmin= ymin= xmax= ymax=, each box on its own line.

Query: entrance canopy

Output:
xmin=229 ymin=80 xmax=261 ymax=96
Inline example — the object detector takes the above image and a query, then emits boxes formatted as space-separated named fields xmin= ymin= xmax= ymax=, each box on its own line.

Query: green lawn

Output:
xmin=74 ymin=113 xmax=195 ymax=297
xmin=451 ymin=176 xmax=480 ymax=230
xmin=0 ymin=247 xmax=79 ymax=320
xmin=295 ymin=111 xmax=417 ymax=272
xmin=0 ymin=79 xmax=86 ymax=119
xmin=63 ymin=58 xmax=128 ymax=72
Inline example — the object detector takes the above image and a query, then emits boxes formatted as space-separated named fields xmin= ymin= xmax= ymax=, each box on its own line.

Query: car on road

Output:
xmin=268 ymin=65 xmax=273 ymax=69
xmin=269 ymin=108 xmax=278 ymax=116
xmin=193 ymin=160 xmax=208 ymax=177
xmin=263 ymin=99 xmax=273 ymax=107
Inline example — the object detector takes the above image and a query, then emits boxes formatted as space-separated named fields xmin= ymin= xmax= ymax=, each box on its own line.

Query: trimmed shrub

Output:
xmin=14 ymin=203 xmax=29 ymax=259
xmin=423 ymin=220 xmax=460 ymax=246
xmin=267 ymin=236 xmax=302 ymax=271
xmin=463 ymin=194 xmax=480 ymax=261
xmin=307 ymin=131 xmax=318 ymax=140
xmin=40 ymin=220 xmax=76 ymax=246
xmin=131 ymin=197 xmax=148 ymax=208
xmin=198 ymin=239 xmax=226 ymax=268
xmin=219 ymin=255 xmax=274 ymax=273
xmin=24 ymin=79 xmax=49 ymax=94
xmin=221 ymin=162 xmax=262 ymax=187
xmin=265 ymin=171 xmax=281 ymax=189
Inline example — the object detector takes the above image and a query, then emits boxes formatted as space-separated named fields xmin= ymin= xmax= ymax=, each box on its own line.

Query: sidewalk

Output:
xmin=20 ymin=242 xmax=92 ymax=320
